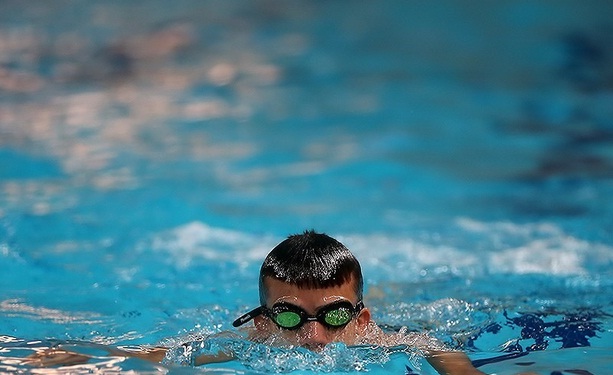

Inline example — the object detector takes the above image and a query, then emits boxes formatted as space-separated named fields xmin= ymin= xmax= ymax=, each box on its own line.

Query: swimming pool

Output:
xmin=1 ymin=1 xmax=612 ymax=374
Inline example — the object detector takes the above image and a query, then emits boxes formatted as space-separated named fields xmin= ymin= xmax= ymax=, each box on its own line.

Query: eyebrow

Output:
xmin=316 ymin=297 xmax=352 ymax=310
xmin=271 ymin=293 xmax=355 ymax=309
xmin=273 ymin=296 xmax=298 ymax=305
xmin=272 ymin=297 xmax=353 ymax=314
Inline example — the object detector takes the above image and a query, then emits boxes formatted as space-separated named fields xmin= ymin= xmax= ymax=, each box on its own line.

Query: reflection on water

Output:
xmin=0 ymin=299 xmax=102 ymax=325
xmin=0 ymin=337 xmax=164 ymax=374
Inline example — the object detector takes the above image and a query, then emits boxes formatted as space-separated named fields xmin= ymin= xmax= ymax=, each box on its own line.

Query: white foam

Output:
xmin=339 ymin=233 xmax=481 ymax=279
xmin=147 ymin=222 xmax=274 ymax=268
xmin=458 ymin=218 xmax=613 ymax=275
xmin=343 ymin=219 xmax=613 ymax=277
xmin=146 ymin=220 xmax=612 ymax=276
xmin=489 ymin=241 xmax=584 ymax=275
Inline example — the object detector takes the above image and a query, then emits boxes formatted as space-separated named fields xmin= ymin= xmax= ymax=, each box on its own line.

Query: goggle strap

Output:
xmin=232 ymin=306 xmax=264 ymax=327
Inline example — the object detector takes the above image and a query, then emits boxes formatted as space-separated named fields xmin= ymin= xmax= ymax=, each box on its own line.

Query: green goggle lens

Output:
xmin=275 ymin=311 xmax=302 ymax=328
xmin=323 ymin=308 xmax=352 ymax=326
xmin=266 ymin=301 xmax=362 ymax=330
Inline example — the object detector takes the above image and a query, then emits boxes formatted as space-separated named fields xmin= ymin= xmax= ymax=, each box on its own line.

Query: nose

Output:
xmin=298 ymin=321 xmax=330 ymax=348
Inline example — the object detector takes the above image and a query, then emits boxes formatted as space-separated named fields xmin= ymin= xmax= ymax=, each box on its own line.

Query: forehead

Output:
xmin=263 ymin=277 xmax=358 ymax=306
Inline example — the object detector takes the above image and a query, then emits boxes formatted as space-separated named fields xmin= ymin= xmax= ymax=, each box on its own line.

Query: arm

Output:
xmin=111 ymin=346 xmax=234 ymax=365
xmin=426 ymin=351 xmax=487 ymax=375
xmin=194 ymin=351 xmax=233 ymax=366
xmin=110 ymin=346 xmax=233 ymax=366
xmin=107 ymin=346 xmax=168 ymax=362
xmin=24 ymin=348 xmax=92 ymax=367
xmin=24 ymin=345 xmax=232 ymax=367
xmin=426 ymin=351 xmax=538 ymax=375
xmin=24 ymin=346 xmax=169 ymax=367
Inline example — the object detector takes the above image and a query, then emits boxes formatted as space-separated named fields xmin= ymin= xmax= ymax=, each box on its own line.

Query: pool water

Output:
xmin=1 ymin=1 xmax=612 ymax=374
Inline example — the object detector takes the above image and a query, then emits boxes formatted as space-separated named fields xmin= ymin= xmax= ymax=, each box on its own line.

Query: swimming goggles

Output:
xmin=233 ymin=300 xmax=364 ymax=330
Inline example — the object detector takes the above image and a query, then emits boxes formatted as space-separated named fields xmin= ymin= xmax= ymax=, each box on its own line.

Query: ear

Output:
xmin=356 ymin=307 xmax=371 ymax=329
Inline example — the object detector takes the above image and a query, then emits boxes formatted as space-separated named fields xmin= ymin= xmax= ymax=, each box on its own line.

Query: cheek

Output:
xmin=254 ymin=316 xmax=273 ymax=332
xmin=255 ymin=317 xmax=301 ymax=339
xmin=331 ymin=324 xmax=358 ymax=343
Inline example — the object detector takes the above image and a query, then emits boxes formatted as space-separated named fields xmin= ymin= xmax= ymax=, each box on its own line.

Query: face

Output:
xmin=254 ymin=277 xmax=371 ymax=350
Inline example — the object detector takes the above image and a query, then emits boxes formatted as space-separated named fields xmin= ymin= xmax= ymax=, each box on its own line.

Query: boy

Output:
xmin=27 ymin=230 xmax=535 ymax=375
xmin=230 ymin=229 xmax=490 ymax=374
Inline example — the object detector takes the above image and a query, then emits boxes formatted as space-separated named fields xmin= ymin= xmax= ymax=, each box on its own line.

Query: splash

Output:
xmin=162 ymin=332 xmax=430 ymax=373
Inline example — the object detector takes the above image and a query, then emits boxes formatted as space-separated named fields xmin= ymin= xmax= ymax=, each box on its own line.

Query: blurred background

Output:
xmin=2 ymin=0 xmax=612 ymax=235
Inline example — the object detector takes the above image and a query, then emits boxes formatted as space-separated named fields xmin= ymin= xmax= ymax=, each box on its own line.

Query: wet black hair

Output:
xmin=259 ymin=230 xmax=363 ymax=305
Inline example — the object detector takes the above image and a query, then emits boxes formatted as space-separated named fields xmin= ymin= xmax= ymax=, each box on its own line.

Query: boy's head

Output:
xmin=231 ymin=230 xmax=370 ymax=349
xmin=258 ymin=230 xmax=363 ymax=305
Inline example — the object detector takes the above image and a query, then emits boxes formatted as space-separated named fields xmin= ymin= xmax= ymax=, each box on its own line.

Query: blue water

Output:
xmin=1 ymin=1 xmax=613 ymax=374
